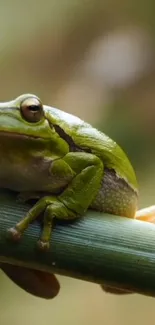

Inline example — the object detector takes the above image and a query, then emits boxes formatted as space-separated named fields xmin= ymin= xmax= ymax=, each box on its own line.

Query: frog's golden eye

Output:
xmin=20 ymin=97 xmax=44 ymax=123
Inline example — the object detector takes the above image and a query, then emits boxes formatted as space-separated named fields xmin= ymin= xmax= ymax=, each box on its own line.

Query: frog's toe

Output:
xmin=7 ymin=227 xmax=22 ymax=241
xmin=37 ymin=240 xmax=50 ymax=251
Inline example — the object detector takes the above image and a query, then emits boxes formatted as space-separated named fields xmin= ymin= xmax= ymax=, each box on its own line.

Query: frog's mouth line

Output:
xmin=0 ymin=131 xmax=42 ymax=140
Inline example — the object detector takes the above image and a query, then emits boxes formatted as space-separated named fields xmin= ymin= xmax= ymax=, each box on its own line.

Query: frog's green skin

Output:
xmin=0 ymin=93 xmax=139 ymax=298
xmin=0 ymin=94 xmax=138 ymax=249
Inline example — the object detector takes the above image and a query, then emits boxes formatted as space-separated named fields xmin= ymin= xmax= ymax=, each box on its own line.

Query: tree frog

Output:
xmin=0 ymin=93 xmax=155 ymax=298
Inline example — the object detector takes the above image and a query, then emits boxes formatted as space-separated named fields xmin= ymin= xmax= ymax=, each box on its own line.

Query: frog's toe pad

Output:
xmin=37 ymin=240 xmax=50 ymax=251
xmin=7 ymin=227 xmax=22 ymax=241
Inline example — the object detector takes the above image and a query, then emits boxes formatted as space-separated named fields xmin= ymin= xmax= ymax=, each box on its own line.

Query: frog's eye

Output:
xmin=20 ymin=97 xmax=44 ymax=123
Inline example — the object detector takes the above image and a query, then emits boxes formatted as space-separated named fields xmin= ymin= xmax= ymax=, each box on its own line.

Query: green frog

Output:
xmin=0 ymin=94 xmax=154 ymax=298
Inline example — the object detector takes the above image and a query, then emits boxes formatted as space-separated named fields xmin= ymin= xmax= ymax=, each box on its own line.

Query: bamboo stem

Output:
xmin=0 ymin=189 xmax=155 ymax=296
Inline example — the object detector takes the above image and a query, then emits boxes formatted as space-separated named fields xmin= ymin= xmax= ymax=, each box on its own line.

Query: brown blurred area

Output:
xmin=1 ymin=0 xmax=155 ymax=324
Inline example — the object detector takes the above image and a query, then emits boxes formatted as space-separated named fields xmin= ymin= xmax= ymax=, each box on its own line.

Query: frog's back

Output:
xmin=46 ymin=105 xmax=138 ymax=191
xmin=46 ymin=105 xmax=138 ymax=218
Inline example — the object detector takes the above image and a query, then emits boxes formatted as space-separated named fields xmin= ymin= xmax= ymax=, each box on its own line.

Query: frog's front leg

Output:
xmin=8 ymin=152 xmax=103 ymax=250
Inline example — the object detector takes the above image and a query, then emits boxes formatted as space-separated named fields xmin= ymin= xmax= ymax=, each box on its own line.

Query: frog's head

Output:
xmin=0 ymin=94 xmax=55 ymax=139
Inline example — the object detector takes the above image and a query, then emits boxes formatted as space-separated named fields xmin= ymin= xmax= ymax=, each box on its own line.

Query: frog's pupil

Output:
xmin=28 ymin=105 xmax=39 ymax=112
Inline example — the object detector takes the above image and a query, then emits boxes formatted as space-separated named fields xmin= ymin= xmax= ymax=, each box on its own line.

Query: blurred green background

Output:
xmin=0 ymin=0 xmax=155 ymax=324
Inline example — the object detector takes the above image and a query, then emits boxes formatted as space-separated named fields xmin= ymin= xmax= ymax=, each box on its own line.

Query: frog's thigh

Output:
xmin=58 ymin=152 xmax=104 ymax=214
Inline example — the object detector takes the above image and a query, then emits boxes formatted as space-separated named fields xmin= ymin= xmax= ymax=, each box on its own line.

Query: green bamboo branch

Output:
xmin=0 ymin=189 xmax=155 ymax=297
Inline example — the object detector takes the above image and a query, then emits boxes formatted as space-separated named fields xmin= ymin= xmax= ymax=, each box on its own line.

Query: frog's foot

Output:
xmin=7 ymin=226 xmax=22 ymax=241
xmin=135 ymin=206 xmax=155 ymax=224
xmin=7 ymin=196 xmax=76 ymax=250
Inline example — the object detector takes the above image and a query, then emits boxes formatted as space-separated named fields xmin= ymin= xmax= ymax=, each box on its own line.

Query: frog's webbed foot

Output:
xmin=8 ymin=196 xmax=76 ymax=250
xmin=135 ymin=206 xmax=155 ymax=224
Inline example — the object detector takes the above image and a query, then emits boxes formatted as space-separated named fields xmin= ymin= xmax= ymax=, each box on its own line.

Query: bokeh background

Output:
xmin=0 ymin=1 xmax=155 ymax=324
